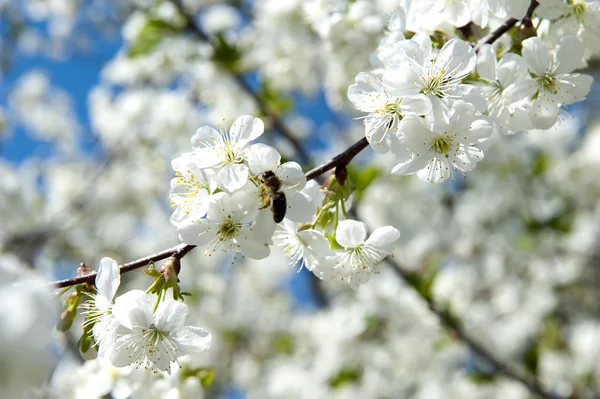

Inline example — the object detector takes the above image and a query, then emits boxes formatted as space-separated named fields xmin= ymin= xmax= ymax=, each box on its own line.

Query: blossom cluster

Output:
xmin=349 ymin=11 xmax=593 ymax=182
xmin=169 ymin=115 xmax=401 ymax=288
xmin=7 ymin=0 xmax=600 ymax=397
xmin=83 ymin=258 xmax=212 ymax=374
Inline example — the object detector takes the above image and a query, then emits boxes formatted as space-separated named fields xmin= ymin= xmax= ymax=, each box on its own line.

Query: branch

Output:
xmin=305 ymin=137 xmax=369 ymax=181
xmin=51 ymin=243 xmax=195 ymax=288
xmin=170 ymin=0 xmax=311 ymax=166
xmin=385 ymin=258 xmax=563 ymax=399
xmin=474 ymin=0 xmax=539 ymax=52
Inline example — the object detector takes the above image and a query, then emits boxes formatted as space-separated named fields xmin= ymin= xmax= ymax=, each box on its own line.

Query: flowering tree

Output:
xmin=3 ymin=0 xmax=600 ymax=398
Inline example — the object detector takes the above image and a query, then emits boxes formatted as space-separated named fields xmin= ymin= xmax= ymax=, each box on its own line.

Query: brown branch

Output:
xmin=305 ymin=137 xmax=369 ymax=181
xmin=474 ymin=0 xmax=539 ymax=52
xmin=52 ymin=243 xmax=195 ymax=288
xmin=385 ymin=258 xmax=563 ymax=399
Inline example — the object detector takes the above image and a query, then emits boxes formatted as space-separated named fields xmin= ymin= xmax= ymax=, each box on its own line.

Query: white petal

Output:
xmin=448 ymin=101 xmax=477 ymax=133
xmin=336 ymin=220 xmax=367 ymax=248
xmin=416 ymin=158 xmax=452 ymax=183
xmin=285 ymin=191 xmax=316 ymax=223
xmin=218 ymin=163 xmax=248 ymax=191
xmin=436 ymin=38 xmax=476 ymax=77
xmin=401 ymin=94 xmax=432 ymax=116
xmin=112 ymin=290 xmax=153 ymax=330
xmin=154 ymin=299 xmax=189 ymax=332
xmin=467 ymin=117 xmax=494 ymax=143
xmin=348 ymin=72 xmax=387 ymax=111
xmin=175 ymin=326 xmax=212 ymax=354
xmin=277 ymin=162 xmax=306 ymax=190
xmin=230 ymin=190 xmax=259 ymax=223
xmin=497 ymin=53 xmax=529 ymax=86
xmin=522 ymin=37 xmax=550 ymax=76
xmin=391 ymin=155 xmax=431 ymax=176
xmin=554 ymin=37 xmax=585 ymax=74
xmin=230 ymin=115 xmax=264 ymax=142
xmin=110 ymin=334 xmax=141 ymax=367
xmin=96 ymin=257 xmax=120 ymax=301
xmin=191 ymin=126 xmax=219 ymax=149
xmin=554 ymin=73 xmax=593 ymax=105
xmin=238 ymin=231 xmax=271 ymax=259
xmin=383 ymin=64 xmax=421 ymax=96
xmin=246 ymin=144 xmax=281 ymax=175
xmin=177 ymin=219 xmax=216 ymax=247
xmin=365 ymin=226 xmax=400 ymax=253
xmin=252 ymin=208 xmax=277 ymax=243
xmin=476 ymin=44 xmax=497 ymax=81
xmin=530 ymin=95 xmax=559 ymax=130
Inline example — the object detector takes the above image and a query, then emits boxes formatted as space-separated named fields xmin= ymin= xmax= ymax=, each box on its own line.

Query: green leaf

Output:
xmin=180 ymin=366 xmax=216 ymax=388
xmin=211 ymin=33 xmax=242 ymax=71
xmin=468 ymin=369 xmax=497 ymax=384
xmin=128 ymin=19 xmax=182 ymax=58
xmin=257 ymin=80 xmax=293 ymax=116
xmin=347 ymin=166 xmax=381 ymax=201
xmin=328 ymin=367 xmax=363 ymax=388
xmin=272 ymin=333 xmax=295 ymax=355
xmin=522 ymin=341 xmax=539 ymax=376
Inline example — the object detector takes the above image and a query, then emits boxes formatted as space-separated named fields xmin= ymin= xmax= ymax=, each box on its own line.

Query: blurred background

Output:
xmin=2 ymin=1 xmax=600 ymax=398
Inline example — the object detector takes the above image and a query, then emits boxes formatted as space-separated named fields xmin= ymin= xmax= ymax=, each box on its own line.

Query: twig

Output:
xmin=305 ymin=137 xmax=369 ymax=181
xmin=474 ymin=0 xmax=539 ymax=52
xmin=384 ymin=258 xmax=562 ymax=399
xmin=51 ymin=243 xmax=195 ymax=288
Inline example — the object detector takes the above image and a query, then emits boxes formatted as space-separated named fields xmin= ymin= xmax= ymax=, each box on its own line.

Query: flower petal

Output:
xmin=154 ymin=299 xmax=189 ymax=332
xmin=175 ymin=326 xmax=212 ymax=354
xmin=111 ymin=290 xmax=153 ymax=330
xmin=285 ymin=191 xmax=316 ymax=223
xmin=522 ymin=37 xmax=550 ymax=76
xmin=246 ymin=144 xmax=281 ymax=175
xmin=95 ymin=257 xmax=120 ymax=301
xmin=230 ymin=115 xmax=264 ymax=142
xmin=336 ymin=220 xmax=367 ymax=248
xmin=365 ymin=226 xmax=400 ymax=253
xmin=218 ymin=163 xmax=248 ymax=191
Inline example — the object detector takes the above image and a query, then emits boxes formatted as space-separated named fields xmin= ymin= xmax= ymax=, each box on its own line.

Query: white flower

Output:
xmin=537 ymin=0 xmax=600 ymax=56
xmin=513 ymin=36 xmax=593 ymax=129
xmin=475 ymin=44 xmax=534 ymax=134
xmin=82 ymin=257 xmax=121 ymax=357
xmin=328 ymin=220 xmax=400 ymax=289
xmin=109 ymin=292 xmax=211 ymax=374
xmin=385 ymin=34 xmax=486 ymax=121
xmin=348 ymin=72 xmax=431 ymax=154
xmin=393 ymin=101 xmax=493 ymax=183
xmin=273 ymin=219 xmax=332 ymax=278
xmin=190 ymin=115 xmax=264 ymax=191
xmin=169 ymin=152 xmax=217 ymax=226
xmin=177 ymin=191 xmax=271 ymax=259
xmin=246 ymin=143 xmax=316 ymax=223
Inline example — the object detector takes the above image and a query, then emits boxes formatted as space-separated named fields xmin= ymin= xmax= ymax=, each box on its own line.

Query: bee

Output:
xmin=258 ymin=170 xmax=287 ymax=223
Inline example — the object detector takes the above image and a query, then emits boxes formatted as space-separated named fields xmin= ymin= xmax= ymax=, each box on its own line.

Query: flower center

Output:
xmin=429 ymin=135 xmax=453 ymax=156
xmin=422 ymin=69 xmax=453 ymax=97
xmin=572 ymin=1 xmax=586 ymax=17
xmin=218 ymin=216 xmax=242 ymax=241
xmin=382 ymin=98 xmax=402 ymax=116
xmin=349 ymin=244 xmax=380 ymax=271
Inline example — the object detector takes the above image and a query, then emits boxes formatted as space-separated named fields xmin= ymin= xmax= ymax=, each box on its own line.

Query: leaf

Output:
xmin=257 ymin=80 xmax=293 ymax=116
xmin=128 ymin=19 xmax=182 ymax=58
xmin=522 ymin=341 xmax=539 ymax=376
xmin=272 ymin=333 xmax=295 ymax=355
xmin=180 ymin=366 xmax=216 ymax=388
xmin=347 ymin=166 xmax=381 ymax=201
xmin=211 ymin=33 xmax=242 ymax=71
xmin=328 ymin=367 xmax=363 ymax=388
